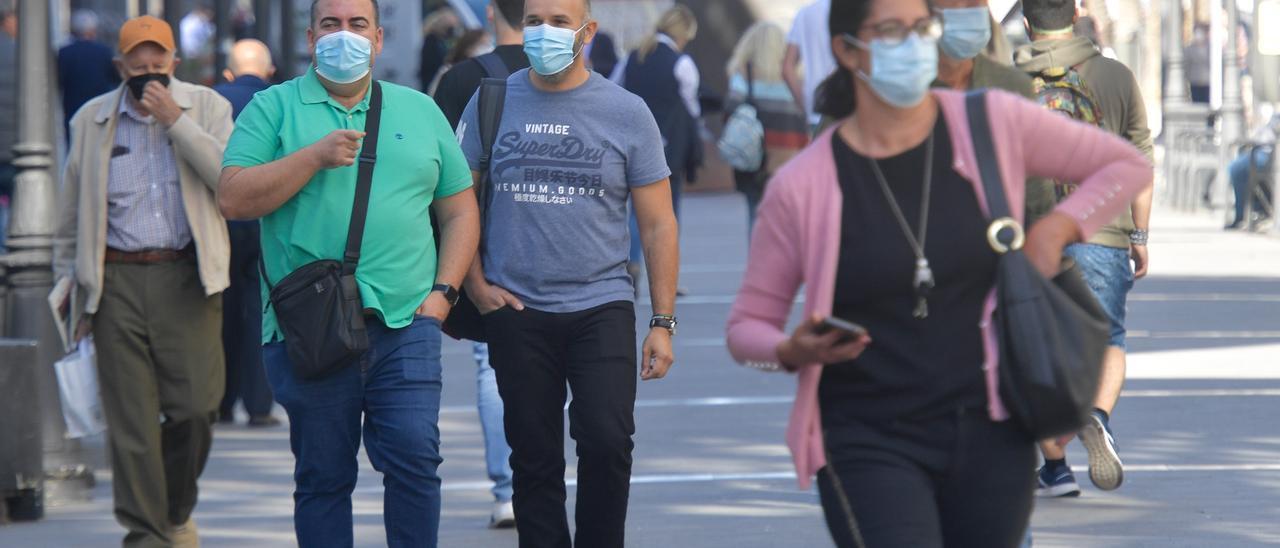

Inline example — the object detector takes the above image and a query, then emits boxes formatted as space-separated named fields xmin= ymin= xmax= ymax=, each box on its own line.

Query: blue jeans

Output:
xmin=1229 ymin=148 xmax=1273 ymax=224
xmin=472 ymin=342 xmax=514 ymax=502
xmin=264 ymin=317 xmax=444 ymax=548
xmin=1064 ymin=243 xmax=1134 ymax=349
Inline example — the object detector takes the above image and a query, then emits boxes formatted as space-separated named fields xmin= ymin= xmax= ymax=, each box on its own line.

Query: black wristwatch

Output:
xmin=650 ymin=315 xmax=677 ymax=336
xmin=432 ymin=284 xmax=460 ymax=307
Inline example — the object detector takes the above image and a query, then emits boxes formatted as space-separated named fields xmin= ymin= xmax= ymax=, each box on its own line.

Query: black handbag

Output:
xmin=442 ymin=77 xmax=508 ymax=342
xmin=258 ymin=82 xmax=383 ymax=380
xmin=965 ymin=91 xmax=1111 ymax=439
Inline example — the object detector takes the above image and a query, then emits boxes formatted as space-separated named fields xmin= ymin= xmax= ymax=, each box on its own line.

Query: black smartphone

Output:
xmin=816 ymin=317 xmax=868 ymax=344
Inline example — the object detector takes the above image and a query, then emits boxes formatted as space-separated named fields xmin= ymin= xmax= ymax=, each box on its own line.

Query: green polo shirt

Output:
xmin=223 ymin=68 xmax=472 ymax=343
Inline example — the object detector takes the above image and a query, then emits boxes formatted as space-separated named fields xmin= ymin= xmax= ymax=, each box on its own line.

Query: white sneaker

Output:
xmin=1079 ymin=412 xmax=1124 ymax=491
xmin=490 ymin=501 xmax=516 ymax=529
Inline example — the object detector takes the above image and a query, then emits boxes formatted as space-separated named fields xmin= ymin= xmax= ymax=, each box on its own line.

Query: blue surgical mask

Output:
xmin=314 ymin=30 xmax=373 ymax=84
xmin=844 ymin=33 xmax=939 ymax=109
xmin=524 ymin=23 xmax=586 ymax=76
xmin=939 ymin=7 xmax=993 ymax=60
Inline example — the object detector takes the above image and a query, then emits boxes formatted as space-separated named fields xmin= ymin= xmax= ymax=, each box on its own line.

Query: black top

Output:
xmin=432 ymin=45 xmax=531 ymax=129
xmin=819 ymin=115 xmax=997 ymax=423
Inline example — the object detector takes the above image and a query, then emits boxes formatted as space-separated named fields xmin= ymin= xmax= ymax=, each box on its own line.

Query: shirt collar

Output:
xmin=118 ymin=93 xmax=155 ymax=124
xmin=656 ymin=34 xmax=678 ymax=50
xmin=299 ymin=66 xmax=373 ymax=113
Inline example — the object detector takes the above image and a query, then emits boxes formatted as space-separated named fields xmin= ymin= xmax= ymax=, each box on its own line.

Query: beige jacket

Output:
xmin=54 ymin=79 xmax=233 ymax=321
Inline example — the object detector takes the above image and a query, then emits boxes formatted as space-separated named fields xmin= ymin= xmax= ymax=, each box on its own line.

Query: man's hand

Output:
xmin=466 ymin=280 xmax=524 ymax=315
xmin=1025 ymin=212 xmax=1080 ymax=278
xmin=141 ymin=81 xmax=183 ymax=127
xmin=74 ymin=316 xmax=93 ymax=343
xmin=415 ymin=291 xmax=452 ymax=322
xmin=641 ymin=328 xmax=674 ymax=381
xmin=308 ymin=130 xmax=365 ymax=169
xmin=1131 ymin=244 xmax=1149 ymax=279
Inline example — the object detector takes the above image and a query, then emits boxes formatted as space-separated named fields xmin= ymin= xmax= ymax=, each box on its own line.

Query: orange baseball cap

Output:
xmin=118 ymin=15 xmax=176 ymax=54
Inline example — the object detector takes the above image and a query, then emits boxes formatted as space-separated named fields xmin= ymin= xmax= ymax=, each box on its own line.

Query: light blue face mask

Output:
xmin=524 ymin=23 xmax=587 ymax=76
xmin=939 ymin=7 xmax=993 ymax=60
xmin=844 ymin=33 xmax=939 ymax=109
xmin=314 ymin=30 xmax=373 ymax=84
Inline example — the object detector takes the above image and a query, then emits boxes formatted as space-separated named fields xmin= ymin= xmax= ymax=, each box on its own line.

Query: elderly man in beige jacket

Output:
xmin=53 ymin=15 xmax=232 ymax=548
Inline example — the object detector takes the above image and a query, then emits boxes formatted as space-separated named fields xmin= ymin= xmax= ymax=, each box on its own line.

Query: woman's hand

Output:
xmin=1024 ymin=212 xmax=1081 ymax=278
xmin=775 ymin=315 xmax=872 ymax=370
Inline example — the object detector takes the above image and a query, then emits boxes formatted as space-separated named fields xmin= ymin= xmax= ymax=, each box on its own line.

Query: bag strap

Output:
xmin=475 ymin=77 xmax=508 ymax=256
xmin=965 ymin=90 xmax=1012 ymax=220
xmin=259 ymin=82 xmax=384 ymax=288
xmin=475 ymin=52 xmax=511 ymax=80
xmin=745 ymin=62 xmax=756 ymax=106
xmin=342 ymin=81 xmax=383 ymax=274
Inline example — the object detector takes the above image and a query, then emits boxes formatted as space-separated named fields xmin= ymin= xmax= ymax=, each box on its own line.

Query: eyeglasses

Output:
xmin=847 ymin=15 xmax=943 ymax=47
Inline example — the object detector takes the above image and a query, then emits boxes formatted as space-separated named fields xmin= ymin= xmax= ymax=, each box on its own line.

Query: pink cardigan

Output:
xmin=725 ymin=89 xmax=1153 ymax=490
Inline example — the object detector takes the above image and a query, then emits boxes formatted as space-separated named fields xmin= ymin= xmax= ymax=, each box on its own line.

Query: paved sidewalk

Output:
xmin=2 ymin=196 xmax=1278 ymax=547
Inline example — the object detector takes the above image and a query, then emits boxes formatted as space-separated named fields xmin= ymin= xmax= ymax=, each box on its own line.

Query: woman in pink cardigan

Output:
xmin=724 ymin=0 xmax=1152 ymax=546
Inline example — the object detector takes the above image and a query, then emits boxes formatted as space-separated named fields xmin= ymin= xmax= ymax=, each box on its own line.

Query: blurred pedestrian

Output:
xmin=723 ymin=21 xmax=808 ymax=236
xmin=213 ymin=39 xmax=279 ymax=428
xmin=783 ymin=0 xmax=836 ymax=130
xmin=58 ymin=10 xmax=121 ymax=141
xmin=53 ymin=15 xmax=233 ymax=547
xmin=457 ymin=0 xmax=679 ymax=544
xmin=1017 ymin=0 xmax=1154 ymax=498
xmin=218 ymin=0 xmax=480 ymax=545
xmin=932 ymin=0 xmax=1055 ymax=223
xmin=1185 ymin=24 xmax=1211 ymax=104
xmin=725 ymin=0 xmax=1151 ymax=545
xmin=0 ymin=1 xmax=17 ymax=254
xmin=179 ymin=4 xmax=216 ymax=85
xmin=1226 ymin=112 xmax=1278 ymax=230
xmin=587 ymin=30 xmax=618 ymax=77
xmin=426 ymin=29 xmax=491 ymax=95
xmin=419 ymin=7 xmax=461 ymax=92
xmin=430 ymin=0 xmax=527 ymax=529
xmin=612 ymin=4 xmax=701 ymax=291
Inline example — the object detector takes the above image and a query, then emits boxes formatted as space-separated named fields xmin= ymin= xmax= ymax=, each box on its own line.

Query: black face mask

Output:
xmin=125 ymin=73 xmax=171 ymax=101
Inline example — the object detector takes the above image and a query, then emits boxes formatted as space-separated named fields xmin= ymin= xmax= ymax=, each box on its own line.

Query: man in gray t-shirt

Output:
xmin=456 ymin=0 xmax=679 ymax=543
xmin=458 ymin=67 xmax=671 ymax=312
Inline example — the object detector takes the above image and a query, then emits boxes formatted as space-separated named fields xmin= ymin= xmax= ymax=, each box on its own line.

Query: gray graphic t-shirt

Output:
xmin=458 ymin=69 xmax=671 ymax=313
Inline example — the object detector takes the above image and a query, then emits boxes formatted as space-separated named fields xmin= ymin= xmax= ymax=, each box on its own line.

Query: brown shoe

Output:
xmin=171 ymin=518 xmax=199 ymax=548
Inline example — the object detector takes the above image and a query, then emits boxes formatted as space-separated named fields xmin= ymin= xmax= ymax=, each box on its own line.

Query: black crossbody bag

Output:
xmin=966 ymin=91 xmax=1110 ymax=439
xmin=259 ymin=82 xmax=383 ymax=380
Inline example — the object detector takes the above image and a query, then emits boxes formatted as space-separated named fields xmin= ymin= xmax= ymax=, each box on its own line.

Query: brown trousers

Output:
xmin=94 ymin=259 xmax=223 ymax=548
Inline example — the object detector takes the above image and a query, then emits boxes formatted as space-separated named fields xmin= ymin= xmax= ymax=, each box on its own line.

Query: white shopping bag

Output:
xmin=54 ymin=338 xmax=107 ymax=439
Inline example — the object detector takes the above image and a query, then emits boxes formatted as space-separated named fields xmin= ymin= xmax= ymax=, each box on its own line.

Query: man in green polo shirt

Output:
xmin=217 ymin=0 xmax=479 ymax=545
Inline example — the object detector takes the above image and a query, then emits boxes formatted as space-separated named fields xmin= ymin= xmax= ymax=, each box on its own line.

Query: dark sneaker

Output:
xmin=1037 ymin=463 xmax=1081 ymax=498
xmin=1079 ymin=411 xmax=1124 ymax=490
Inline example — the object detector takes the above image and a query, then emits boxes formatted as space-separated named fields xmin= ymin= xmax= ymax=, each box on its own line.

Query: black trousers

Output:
xmin=485 ymin=301 xmax=637 ymax=548
xmin=817 ymin=407 xmax=1036 ymax=548
xmin=220 ymin=221 xmax=274 ymax=418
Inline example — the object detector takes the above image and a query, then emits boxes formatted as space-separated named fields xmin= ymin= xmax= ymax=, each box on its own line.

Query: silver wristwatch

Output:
xmin=1129 ymin=229 xmax=1149 ymax=246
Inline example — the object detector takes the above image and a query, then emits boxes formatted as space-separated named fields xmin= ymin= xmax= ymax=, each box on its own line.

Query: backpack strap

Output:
xmin=475 ymin=52 xmax=511 ymax=80
xmin=475 ymin=77 xmax=508 ymax=256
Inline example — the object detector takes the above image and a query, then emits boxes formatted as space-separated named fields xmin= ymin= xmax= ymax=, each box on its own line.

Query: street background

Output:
xmin=2 ymin=193 xmax=1278 ymax=547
